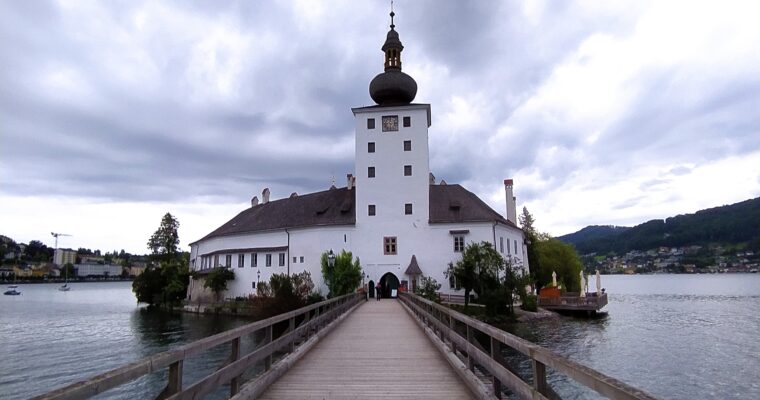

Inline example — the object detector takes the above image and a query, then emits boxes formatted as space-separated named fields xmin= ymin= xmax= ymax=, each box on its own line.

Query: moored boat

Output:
xmin=4 ymin=285 xmax=21 ymax=296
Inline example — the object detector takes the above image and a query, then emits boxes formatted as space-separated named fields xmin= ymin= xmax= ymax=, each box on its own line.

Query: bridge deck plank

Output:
xmin=259 ymin=299 xmax=473 ymax=399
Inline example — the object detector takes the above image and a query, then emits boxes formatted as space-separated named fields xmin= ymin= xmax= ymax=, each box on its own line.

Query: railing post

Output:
xmin=490 ymin=337 xmax=502 ymax=399
xmin=289 ymin=316 xmax=296 ymax=353
xmin=449 ymin=314 xmax=457 ymax=354
xmin=167 ymin=360 xmax=183 ymax=396
xmin=265 ymin=325 xmax=273 ymax=371
xmin=532 ymin=359 xmax=548 ymax=395
xmin=466 ymin=325 xmax=474 ymax=371
xmin=230 ymin=337 xmax=241 ymax=396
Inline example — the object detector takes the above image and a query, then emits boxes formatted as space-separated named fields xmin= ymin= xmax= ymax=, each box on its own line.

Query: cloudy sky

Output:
xmin=1 ymin=0 xmax=759 ymax=254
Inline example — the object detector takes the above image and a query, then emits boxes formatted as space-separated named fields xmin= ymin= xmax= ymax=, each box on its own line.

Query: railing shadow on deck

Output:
xmin=398 ymin=293 xmax=658 ymax=400
xmin=34 ymin=293 xmax=363 ymax=400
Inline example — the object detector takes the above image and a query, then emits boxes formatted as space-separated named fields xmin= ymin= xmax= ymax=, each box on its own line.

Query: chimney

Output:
xmin=251 ymin=196 xmax=259 ymax=207
xmin=347 ymin=173 xmax=354 ymax=190
xmin=262 ymin=187 xmax=270 ymax=204
xmin=429 ymin=172 xmax=436 ymax=185
xmin=504 ymin=179 xmax=517 ymax=224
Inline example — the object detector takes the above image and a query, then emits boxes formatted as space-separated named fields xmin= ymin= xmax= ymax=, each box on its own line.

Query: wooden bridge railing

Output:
xmin=399 ymin=292 xmax=657 ymax=400
xmin=34 ymin=293 xmax=363 ymax=400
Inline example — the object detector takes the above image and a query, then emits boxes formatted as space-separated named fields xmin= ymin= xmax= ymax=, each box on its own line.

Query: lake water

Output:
xmin=0 ymin=282 xmax=253 ymax=399
xmin=506 ymin=274 xmax=760 ymax=399
xmin=1 ymin=276 xmax=759 ymax=399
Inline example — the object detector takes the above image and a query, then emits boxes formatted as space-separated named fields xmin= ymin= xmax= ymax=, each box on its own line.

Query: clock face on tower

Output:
xmin=382 ymin=115 xmax=399 ymax=132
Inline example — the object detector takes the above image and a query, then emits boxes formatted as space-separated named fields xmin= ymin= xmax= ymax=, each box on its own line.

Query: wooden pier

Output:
xmin=35 ymin=292 xmax=655 ymax=400
xmin=538 ymin=292 xmax=608 ymax=313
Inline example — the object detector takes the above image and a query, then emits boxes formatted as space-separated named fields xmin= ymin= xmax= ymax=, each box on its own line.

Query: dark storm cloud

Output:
xmin=1 ymin=0 xmax=758 ymax=223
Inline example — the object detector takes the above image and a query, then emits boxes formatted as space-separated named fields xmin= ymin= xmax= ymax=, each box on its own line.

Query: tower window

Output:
xmin=403 ymin=140 xmax=411 ymax=151
xmin=405 ymin=203 xmax=413 ymax=215
xmin=404 ymin=165 xmax=412 ymax=176
xmin=368 ymin=142 xmax=375 ymax=153
xmin=403 ymin=116 xmax=411 ymax=127
xmin=368 ymin=166 xmax=375 ymax=178
xmin=384 ymin=237 xmax=397 ymax=255
xmin=367 ymin=118 xmax=375 ymax=129
xmin=368 ymin=204 xmax=376 ymax=216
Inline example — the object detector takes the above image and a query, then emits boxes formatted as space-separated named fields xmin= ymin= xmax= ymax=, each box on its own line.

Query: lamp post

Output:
xmin=327 ymin=249 xmax=335 ymax=297
xmin=256 ymin=270 xmax=260 ymax=293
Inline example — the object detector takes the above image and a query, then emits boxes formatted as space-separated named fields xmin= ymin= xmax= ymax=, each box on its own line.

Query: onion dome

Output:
xmin=369 ymin=11 xmax=418 ymax=106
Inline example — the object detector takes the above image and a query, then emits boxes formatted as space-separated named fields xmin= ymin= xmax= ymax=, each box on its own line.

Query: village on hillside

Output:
xmin=584 ymin=245 xmax=759 ymax=274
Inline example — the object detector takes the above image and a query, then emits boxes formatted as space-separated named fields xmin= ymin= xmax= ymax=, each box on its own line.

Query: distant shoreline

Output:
xmin=1 ymin=278 xmax=135 ymax=284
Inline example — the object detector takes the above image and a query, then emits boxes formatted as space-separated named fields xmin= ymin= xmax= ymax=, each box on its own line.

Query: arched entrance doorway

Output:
xmin=368 ymin=280 xmax=375 ymax=298
xmin=379 ymin=272 xmax=400 ymax=298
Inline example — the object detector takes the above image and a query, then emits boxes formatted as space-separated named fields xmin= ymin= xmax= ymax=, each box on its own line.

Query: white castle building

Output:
xmin=187 ymin=13 xmax=528 ymax=301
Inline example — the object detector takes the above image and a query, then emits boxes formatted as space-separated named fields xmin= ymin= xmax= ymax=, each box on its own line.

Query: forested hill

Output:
xmin=558 ymin=197 xmax=760 ymax=254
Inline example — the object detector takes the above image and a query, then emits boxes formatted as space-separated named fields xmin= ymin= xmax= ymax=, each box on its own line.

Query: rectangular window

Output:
xmin=507 ymin=240 xmax=511 ymax=254
xmin=367 ymin=118 xmax=375 ymax=129
xmin=300 ymin=256 xmax=304 ymax=263
xmin=368 ymin=204 xmax=376 ymax=216
xmin=214 ymin=255 xmax=219 ymax=267
xmin=252 ymin=282 xmax=256 ymax=289
xmin=238 ymin=254 xmax=244 ymax=268
xmin=266 ymin=254 xmax=272 ymax=267
xmin=368 ymin=142 xmax=375 ymax=153
xmin=500 ymin=237 xmax=504 ymax=253
xmin=514 ymin=240 xmax=518 ymax=254
xmin=251 ymin=253 xmax=257 ymax=268
xmin=293 ymin=256 xmax=297 ymax=263
xmin=368 ymin=166 xmax=375 ymax=178
xmin=403 ymin=116 xmax=411 ymax=127
xmin=403 ymin=140 xmax=411 ymax=151
xmin=405 ymin=203 xmax=413 ymax=215
xmin=449 ymin=275 xmax=461 ymax=290
xmin=404 ymin=165 xmax=412 ymax=176
xmin=384 ymin=236 xmax=397 ymax=255
xmin=454 ymin=236 xmax=465 ymax=252
xmin=225 ymin=254 xmax=232 ymax=267
xmin=279 ymin=253 xmax=285 ymax=266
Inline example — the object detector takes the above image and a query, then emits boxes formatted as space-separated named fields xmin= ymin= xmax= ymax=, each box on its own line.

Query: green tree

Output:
xmin=147 ymin=213 xmax=180 ymax=264
xmin=445 ymin=242 xmax=504 ymax=309
xmin=132 ymin=213 xmax=189 ymax=307
xmin=414 ymin=276 xmax=442 ymax=302
xmin=204 ymin=267 xmax=235 ymax=302
xmin=520 ymin=207 xmax=541 ymax=289
xmin=320 ymin=250 xmax=362 ymax=297
xmin=534 ymin=239 xmax=583 ymax=292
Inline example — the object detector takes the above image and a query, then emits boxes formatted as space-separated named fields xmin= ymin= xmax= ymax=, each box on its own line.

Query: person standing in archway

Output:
xmin=376 ymin=282 xmax=381 ymax=301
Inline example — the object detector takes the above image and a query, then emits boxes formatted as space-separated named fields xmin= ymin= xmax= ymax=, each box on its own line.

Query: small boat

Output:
xmin=58 ymin=283 xmax=70 ymax=292
xmin=4 ymin=285 xmax=21 ymax=296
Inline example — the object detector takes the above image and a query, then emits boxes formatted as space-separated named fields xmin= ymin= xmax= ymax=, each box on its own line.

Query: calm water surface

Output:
xmin=506 ymin=274 xmax=760 ymax=399
xmin=0 ymin=282 xmax=252 ymax=399
xmin=2 ymin=276 xmax=759 ymax=399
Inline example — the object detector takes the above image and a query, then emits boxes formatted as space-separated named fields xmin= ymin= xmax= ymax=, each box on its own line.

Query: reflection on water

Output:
xmin=502 ymin=274 xmax=760 ymax=400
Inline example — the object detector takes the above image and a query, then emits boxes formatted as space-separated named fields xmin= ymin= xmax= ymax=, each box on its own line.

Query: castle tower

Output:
xmin=352 ymin=10 xmax=432 ymax=262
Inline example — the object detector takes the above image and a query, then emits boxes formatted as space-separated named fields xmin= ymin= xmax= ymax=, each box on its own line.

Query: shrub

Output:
xmin=521 ymin=294 xmax=538 ymax=312
xmin=414 ymin=276 xmax=441 ymax=302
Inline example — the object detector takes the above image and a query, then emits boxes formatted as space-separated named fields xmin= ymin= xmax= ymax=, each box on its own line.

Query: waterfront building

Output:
xmin=74 ymin=263 xmax=122 ymax=278
xmin=187 ymin=13 xmax=529 ymax=301
xmin=54 ymin=248 xmax=76 ymax=266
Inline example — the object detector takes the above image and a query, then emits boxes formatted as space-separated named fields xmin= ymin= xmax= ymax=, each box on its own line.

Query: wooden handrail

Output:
xmin=34 ymin=293 xmax=363 ymax=400
xmin=399 ymin=292 xmax=658 ymax=400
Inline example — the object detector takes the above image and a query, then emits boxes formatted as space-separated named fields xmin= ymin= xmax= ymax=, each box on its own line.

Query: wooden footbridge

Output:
xmin=35 ymin=293 xmax=657 ymax=400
